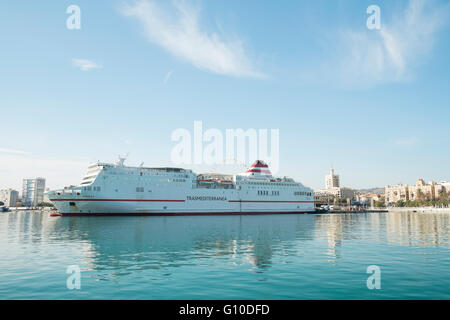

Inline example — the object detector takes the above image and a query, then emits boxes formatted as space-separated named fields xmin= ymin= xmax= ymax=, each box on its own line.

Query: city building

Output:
xmin=22 ymin=178 xmax=46 ymax=207
xmin=434 ymin=181 xmax=450 ymax=199
xmin=407 ymin=179 xmax=434 ymax=201
xmin=0 ymin=189 xmax=19 ymax=207
xmin=314 ymin=191 xmax=331 ymax=206
xmin=315 ymin=167 xmax=355 ymax=201
xmin=385 ymin=179 xmax=450 ymax=204
xmin=356 ymin=193 xmax=384 ymax=207
xmin=356 ymin=193 xmax=383 ymax=202
xmin=385 ymin=184 xmax=409 ymax=203
xmin=316 ymin=187 xmax=355 ymax=199
xmin=325 ymin=167 xmax=340 ymax=189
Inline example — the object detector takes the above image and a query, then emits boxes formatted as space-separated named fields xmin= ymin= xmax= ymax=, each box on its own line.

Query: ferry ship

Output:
xmin=47 ymin=158 xmax=315 ymax=216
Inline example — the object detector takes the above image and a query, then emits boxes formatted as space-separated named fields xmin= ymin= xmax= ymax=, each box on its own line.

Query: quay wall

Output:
xmin=388 ymin=207 xmax=450 ymax=213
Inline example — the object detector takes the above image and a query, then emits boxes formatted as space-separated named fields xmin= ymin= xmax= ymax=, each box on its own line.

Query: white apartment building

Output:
xmin=0 ymin=189 xmax=19 ymax=207
xmin=325 ymin=167 xmax=340 ymax=189
xmin=22 ymin=178 xmax=46 ymax=207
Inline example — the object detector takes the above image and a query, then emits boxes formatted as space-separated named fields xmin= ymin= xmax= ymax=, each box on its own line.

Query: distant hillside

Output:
xmin=355 ymin=187 xmax=385 ymax=194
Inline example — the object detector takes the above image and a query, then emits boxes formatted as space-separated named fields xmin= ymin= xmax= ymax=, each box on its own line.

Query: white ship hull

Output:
xmin=48 ymin=160 xmax=315 ymax=216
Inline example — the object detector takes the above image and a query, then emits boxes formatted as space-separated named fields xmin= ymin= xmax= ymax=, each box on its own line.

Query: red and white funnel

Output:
xmin=243 ymin=160 xmax=272 ymax=177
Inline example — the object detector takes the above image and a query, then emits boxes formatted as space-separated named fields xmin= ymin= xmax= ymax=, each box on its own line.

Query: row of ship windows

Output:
xmin=258 ymin=190 xmax=280 ymax=196
xmin=83 ymin=186 xmax=101 ymax=191
xmin=105 ymin=172 xmax=189 ymax=178
xmin=294 ymin=191 xmax=312 ymax=196
xmin=136 ymin=187 xmax=155 ymax=192
xmin=103 ymin=176 xmax=187 ymax=183
xmin=242 ymin=181 xmax=296 ymax=187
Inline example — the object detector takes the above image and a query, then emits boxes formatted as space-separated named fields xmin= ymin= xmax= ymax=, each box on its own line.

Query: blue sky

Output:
xmin=1 ymin=0 xmax=449 ymax=191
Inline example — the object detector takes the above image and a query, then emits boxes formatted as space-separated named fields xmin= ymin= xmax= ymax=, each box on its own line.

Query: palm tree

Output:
xmin=417 ymin=189 xmax=426 ymax=201
xmin=439 ymin=189 xmax=448 ymax=201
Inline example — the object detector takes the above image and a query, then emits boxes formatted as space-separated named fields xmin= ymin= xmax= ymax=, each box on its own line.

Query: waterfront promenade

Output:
xmin=387 ymin=207 xmax=450 ymax=213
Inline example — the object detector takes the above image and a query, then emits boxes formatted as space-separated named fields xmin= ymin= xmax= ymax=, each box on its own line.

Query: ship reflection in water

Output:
xmin=49 ymin=214 xmax=316 ymax=273
xmin=0 ymin=211 xmax=449 ymax=299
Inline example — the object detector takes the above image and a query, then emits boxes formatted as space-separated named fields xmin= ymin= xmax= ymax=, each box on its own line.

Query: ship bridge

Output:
xmin=80 ymin=163 xmax=104 ymax=186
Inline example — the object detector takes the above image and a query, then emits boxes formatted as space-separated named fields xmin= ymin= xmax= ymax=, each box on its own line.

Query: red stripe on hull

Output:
xmin=50 ymin=199 xmax=185 ymax=202
xmin=229 ymin=200 xmax=314 ymax=203
xmin=50 ymin=199 xmax=313 ymax=203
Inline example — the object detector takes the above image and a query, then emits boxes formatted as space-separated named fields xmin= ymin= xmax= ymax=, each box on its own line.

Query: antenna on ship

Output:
xmin=116 ymin=153 xmax=129 ymax=167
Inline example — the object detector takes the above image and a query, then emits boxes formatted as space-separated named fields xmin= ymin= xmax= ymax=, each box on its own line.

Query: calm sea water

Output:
xmin=0 ymin=211 xmax=449 ymax=300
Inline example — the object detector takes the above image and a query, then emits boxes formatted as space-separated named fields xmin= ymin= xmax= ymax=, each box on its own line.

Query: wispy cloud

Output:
xmin=394 ymin=137 xmax=419 ymax=147
xmin=164 ymin=70 xmax=174 ymax=84
xmin=0 ymin=153 xmax=89 ymax=190
xmin=122 ymin=0 xmax=265 ymax=78
xmin=72 ymin=59 xmax=103 ymax=71
xmin=0 ymin=147 xmax=30 ymax=155
xmin=334 ymin=0 xmax=447 ymax=87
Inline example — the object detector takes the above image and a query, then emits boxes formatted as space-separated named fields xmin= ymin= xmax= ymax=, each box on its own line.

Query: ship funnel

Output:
xmin=242 ymin=160 xmax=272 ymax=177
